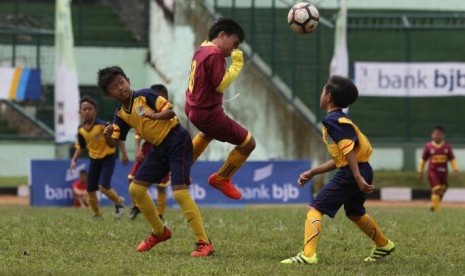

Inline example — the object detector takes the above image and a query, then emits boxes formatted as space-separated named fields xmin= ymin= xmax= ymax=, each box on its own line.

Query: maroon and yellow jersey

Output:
xmin=421 ymin=141 xmax=456 ymax=174
xmin=111 ymin=89 xmax=178 ymax=146
xmin=75 ymin=119 xmax=116 ymax=159
xmin=185 ymin=42 xmax=226 ymax=109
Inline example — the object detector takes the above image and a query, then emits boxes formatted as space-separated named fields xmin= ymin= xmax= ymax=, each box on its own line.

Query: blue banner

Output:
xmin=30 ymin=160 xmax=312 ymax=207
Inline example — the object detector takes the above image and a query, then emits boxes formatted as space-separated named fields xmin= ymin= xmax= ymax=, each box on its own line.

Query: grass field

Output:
xmin=1 ymin=205 xmax=464 ymax=275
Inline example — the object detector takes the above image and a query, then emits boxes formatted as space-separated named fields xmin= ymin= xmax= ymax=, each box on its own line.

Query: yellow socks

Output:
xmin=192 ymin=134 xmax=210 ymax=162
xmin=129 ymin=182 xmax=165 ymax=235
xmin=157 ymin=187 xmax=167 ymax=217
xmin=352 ymin=214 xmax=388 ymax=247
xmin=431 ymin=194 xmax=441 ymax=211
xmin=217 ymin=148 xmax=248 ymax=180
xmin=173 ymin=189 xmax=209 ymax=242
xmin=87 ymin=191 xmax=101 ymax=216
xmin=98 ymin=187 xmax=122 ymax=205
xmin=303 ymin=208 xmax=323 ymax=257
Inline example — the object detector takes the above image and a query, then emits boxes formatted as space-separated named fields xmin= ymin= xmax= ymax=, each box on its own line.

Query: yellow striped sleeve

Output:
xmin=337 ymin=139 xmax=355 ymax=155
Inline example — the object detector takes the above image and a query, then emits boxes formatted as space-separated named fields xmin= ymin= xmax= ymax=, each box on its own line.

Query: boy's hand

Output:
xmin=121 ymin=152 xmax=129 ymax=165
xmin=231 ymin=49 xmax=243 ymax=65
xmin=355 ymin=175 xmax=374 ymax=194
xmin=143 ymin=111 xmax=159 ymax=120
xmin=297 ymin=170 xmax=314 ymax=187
xmin=103 ymin=124 xmax=114 ymax=138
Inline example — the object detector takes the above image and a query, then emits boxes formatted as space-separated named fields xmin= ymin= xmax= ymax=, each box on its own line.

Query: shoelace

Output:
xmin=144 ymin=235 xmax=156 ymax=244
xmin=194 ymin=243 xmax=208 ymax=251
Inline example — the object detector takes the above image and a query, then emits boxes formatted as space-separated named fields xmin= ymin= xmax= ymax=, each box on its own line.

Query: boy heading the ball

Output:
xmin=99 ymin=66 xmax=213 ymax=257
xmin=185 ymin=18 xmax=256 ymax=200
xmin=281 ymin=76 xmax=395 ymax=265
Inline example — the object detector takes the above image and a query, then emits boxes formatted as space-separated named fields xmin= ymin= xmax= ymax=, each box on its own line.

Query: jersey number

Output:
xmin=188 ymin=60 xmax=197 ymax=93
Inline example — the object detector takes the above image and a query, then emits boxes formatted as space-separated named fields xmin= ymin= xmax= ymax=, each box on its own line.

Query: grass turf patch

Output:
xmin=0 ymin=205 xmax=464 ymax=274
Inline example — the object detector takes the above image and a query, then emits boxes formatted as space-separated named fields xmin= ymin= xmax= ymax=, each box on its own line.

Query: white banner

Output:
xmin=354 ymin=62 xmax=465 ymax=97
xmin=329 ymin=0 xmax=348 ymax=78
xmin=54 ymin=0 xmax=80 ymax=143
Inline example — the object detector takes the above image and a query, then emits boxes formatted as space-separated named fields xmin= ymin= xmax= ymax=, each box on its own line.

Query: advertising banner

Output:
xmin=354 ymin=62 xmax=465 ymax=97
xmin=0 ymin=68 xmax=42 ymax=101
xmin=30 ymin=160 xmax=312 ymax=207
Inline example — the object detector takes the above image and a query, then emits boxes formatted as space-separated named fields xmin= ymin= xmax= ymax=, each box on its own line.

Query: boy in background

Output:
xmin=281 ymin=76 xmax=395 ymax=265
xmin=70 ymin=96 xmax=127 ymax=218
xmin=72 ymin=170 xmax=89 ymax=208
xmin=418 ymin=125 xmax=459 ymax=212
xmin=127 ymin=84 xmax=170 ymax=220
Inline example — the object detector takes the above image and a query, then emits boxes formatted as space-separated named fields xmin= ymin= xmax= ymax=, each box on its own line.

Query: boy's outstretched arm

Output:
xmin=70 ymin=147 xmax=83 ymax=173
xmin=298 ymin=159 xmax=336 ymax=187
xmin=345 ymin=150 xmax=374 ymax=194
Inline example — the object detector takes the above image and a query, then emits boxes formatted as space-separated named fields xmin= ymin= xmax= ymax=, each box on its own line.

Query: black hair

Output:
xmin=80 ymin=96 xmax=98 ymax=109
xmin=150 ymin=84 xmax=168 ymax=99
xmin=97 ymin=66 xmax=129 ymax=94
xmin=325 ymin=75 xmax=358 ymax=108
xmin=433 ymin=125 xmax=445 ymax=133
xmin=79 ymin=170 xmax=87 ymax=175
xmin=208 ymin=18 xmax=245 ymax=42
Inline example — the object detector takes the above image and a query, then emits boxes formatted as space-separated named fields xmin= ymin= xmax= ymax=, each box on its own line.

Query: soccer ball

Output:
xmin=287 ymin=2 xmax=320 ymax=34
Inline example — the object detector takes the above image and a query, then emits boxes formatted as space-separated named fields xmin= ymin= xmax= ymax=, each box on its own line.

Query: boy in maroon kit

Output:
xmin=418 ymin=125 xmax=459 ymax=212
xmin=185 ymin=18 xmax=256 ymax=200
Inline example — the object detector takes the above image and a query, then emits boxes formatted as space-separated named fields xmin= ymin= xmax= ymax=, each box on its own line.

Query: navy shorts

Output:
xmin=135 ymin=124 xmax=193 ymax=186
xmin=310 ymin=162 xmax=373 ymax=218
xmin=87 ymin=154 xmax=116 ymax=192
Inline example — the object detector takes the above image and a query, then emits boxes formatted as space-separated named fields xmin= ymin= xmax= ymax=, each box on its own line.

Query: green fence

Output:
xmin=0 ymin=0 xmax=148 ymax=48
xmin=213 ymin=2 xmax=465 ymax=143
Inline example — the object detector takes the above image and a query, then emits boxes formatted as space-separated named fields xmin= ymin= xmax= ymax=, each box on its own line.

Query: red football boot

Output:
xmin=190 ymin=240 xmax=214 ymax=257
xmin=208 ymin=173 xmax=242 ymax=200
xmin=137 ymin=227 xmax=172 ymax=252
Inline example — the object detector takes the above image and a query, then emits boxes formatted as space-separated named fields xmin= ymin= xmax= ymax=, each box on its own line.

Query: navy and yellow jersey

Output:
xmin=75 ymin=118 xmax=116 ymax=159
xmin=322 ymin=109 xmax=372 ymax=168
xmin=111 ymin=89 xmax=178 ymax=146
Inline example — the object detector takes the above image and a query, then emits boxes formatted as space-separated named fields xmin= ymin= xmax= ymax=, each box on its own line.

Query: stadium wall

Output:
xmin=0 ymin=141 xmax=54 ymax=176
xmin=0 ymin=45 xmax=148 ymax=88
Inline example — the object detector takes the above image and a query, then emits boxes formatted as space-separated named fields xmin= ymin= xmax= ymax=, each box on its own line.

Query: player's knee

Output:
xmin=432 ymin=186 xmax=442 ymax=195
xmin=129 ymin=182 xmax=141 ymax=200
xmin=238 ymin=136 xmax=256 ymax=154
xmin=347 ymin=215 xmax=362 ymax=221
xmin=248 ymin=136 xmax=256 ymax=151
